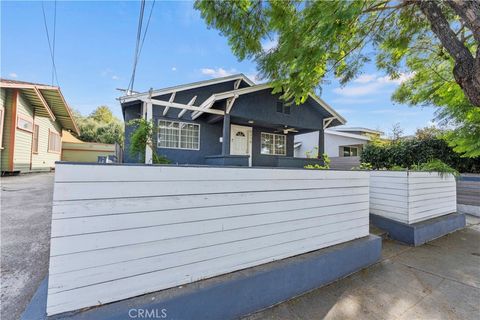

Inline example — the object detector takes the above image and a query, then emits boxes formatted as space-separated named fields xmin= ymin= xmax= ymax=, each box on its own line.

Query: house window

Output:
xmin=261 ymin=132 xmax=286 ymax=156
xmin=343 ymin=146 xmax=358 ymax=157
xmin=32 ymin=124 xmax=39 ymax=153
xmin=158 ymin=120 xmax=200 ymax=150
xmin=17 ymin=115 xmax=33 ymax=132
xmin=48 ymin=130 xmax=61 ymax=153
xmin=276 ymin=102 xmax=291 ymax=114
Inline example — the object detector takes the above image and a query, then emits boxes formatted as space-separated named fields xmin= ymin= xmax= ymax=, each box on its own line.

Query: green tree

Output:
xmin=73 ymin=106 xmax=124 ymax=145
xmin=90 ymin=105 xmax=115 ymax=123
xmin=195 ymin=0 xmax=480 ymax=156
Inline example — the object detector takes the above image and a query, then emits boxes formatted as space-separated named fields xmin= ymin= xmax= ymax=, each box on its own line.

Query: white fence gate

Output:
xmin=47 ymin=163 xmax=370 ymax=315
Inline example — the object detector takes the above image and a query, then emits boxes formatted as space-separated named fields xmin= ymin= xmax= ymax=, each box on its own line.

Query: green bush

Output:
xmin=127 ymin=118 xmax=171 ymax=164
xmin=411 ymin=159 xmax=459 ymax=177
xmin=361 ymin=137 xmax=480 ymax=173
xmin=304 ymin=153 xmax=330 ymax=170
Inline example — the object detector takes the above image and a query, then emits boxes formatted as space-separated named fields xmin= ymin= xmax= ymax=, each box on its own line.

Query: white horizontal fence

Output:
xmin=370 ymin=171 xmax=457 ymax=224
xmin=47 ymin=164 xmax=370 ymax=315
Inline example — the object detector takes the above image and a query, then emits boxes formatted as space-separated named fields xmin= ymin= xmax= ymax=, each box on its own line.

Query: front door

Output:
xmin=230 ymin=125 xmax=252 ymax=166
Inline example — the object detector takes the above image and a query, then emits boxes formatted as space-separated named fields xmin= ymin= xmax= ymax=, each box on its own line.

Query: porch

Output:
xmin=203 ymin=114 xmax=327 ymax=168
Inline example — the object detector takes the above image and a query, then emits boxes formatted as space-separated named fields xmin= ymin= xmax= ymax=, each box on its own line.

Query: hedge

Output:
xmin=361 ymin=137 xmax=480 ymax=173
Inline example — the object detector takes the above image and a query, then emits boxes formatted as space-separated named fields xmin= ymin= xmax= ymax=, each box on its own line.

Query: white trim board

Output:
xmin=120 ymin=74 xmax=255 ymax=103
xmin=325 ymin=129 xmax=371 ymax=141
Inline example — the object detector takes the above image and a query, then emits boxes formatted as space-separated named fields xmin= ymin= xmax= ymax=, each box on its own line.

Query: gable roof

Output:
xmin=197 ymin=83 xmax=346 ymax=125
xmin=0 ymin=79 xmax=79 ymax=134
xmin=121 ymin=73 xmax=346 ymax=127
xmin=119 ymin=74 xmax=255 ymax=104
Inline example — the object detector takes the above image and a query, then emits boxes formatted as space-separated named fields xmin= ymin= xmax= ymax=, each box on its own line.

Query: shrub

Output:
xmin=304 ymin=153 xmax=330 ymax=170
xmin=127 ymin=119 xmax=171 ymax=164
xmin=361 ymin=137 xmax=480 ymax=173
xmin=411 ymin=159 xmax=459 ymax=178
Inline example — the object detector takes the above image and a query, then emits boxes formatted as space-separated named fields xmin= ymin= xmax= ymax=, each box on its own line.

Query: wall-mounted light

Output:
xmin=248 ymin=120 xmax=254 ymax=124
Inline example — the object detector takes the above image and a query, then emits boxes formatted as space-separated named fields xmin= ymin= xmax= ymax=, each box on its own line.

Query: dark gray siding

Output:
xmin=123 ymin=103 xmax=142 ymax=163
xmin=122 ymin=81 xmax=328 ymax=166
xmin=152 ymin=106 xmax=223 ymax=165
xmin=230 ymin=89 xmax=328 ymax=130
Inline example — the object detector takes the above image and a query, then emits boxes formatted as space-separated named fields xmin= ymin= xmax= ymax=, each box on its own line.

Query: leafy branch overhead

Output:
xmin=195 ymin=0 xmax=479 ymax=106
xmin=195 ymin=0 xmax=480 ymax=157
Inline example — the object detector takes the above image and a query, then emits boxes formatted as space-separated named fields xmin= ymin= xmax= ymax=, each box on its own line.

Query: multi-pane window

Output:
xmin=261 ymin=132 xmax=286 ymax=155
xmin=342 ymin=146 xmax=358 ymax=157
xmin=158 ymin=120 xmax=200 ymax=150
xmin=48 ymin=130 xmax=61 ymax=153
xmin=32 ymin=124 xmax=39 ymax=153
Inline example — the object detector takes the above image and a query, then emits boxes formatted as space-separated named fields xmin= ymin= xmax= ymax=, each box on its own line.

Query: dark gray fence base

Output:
xmin=23 ymin=236 xmax=381 ymax=320
xmin=370 ymin=213 xmax=466 ymax=246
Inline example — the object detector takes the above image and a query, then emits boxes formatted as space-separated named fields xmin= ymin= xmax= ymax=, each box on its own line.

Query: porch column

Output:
xmin=318 ymin=128 xmax=325 ymax=159
xmin=222 ymin=114 xmax=231 ymax=155
xmin=144 ymin=101 xmax=153 ymax=164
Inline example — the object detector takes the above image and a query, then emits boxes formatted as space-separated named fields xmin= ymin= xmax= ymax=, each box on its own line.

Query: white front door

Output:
xmin=230 ymin=125 xmax=252 ymax=166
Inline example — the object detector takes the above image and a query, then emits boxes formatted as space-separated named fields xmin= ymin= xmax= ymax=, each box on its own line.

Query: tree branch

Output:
xmin=362 ymin=0 xmax=413 ymax=13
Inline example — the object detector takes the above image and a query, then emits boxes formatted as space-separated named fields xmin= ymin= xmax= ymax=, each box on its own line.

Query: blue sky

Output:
xmin=1 ymin=1 xmax=436 ymax=135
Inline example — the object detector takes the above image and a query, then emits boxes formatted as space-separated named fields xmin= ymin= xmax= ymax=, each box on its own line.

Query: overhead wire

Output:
xmin=128 ymin=0 xmax=146 ymax=93
xmin=128 ymin=0 xmax=156 ymax=94
xmin=52 ymin=0 xmax=57 ymax=85
xmin=41 ymin=1 xmax=60 ymax=87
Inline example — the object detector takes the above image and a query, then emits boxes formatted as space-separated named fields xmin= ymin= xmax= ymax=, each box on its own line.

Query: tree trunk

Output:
xmin=446 ymin=0 xmax=480 ymax=43
xmin=419 ymin=1 xmax=480 ymax=107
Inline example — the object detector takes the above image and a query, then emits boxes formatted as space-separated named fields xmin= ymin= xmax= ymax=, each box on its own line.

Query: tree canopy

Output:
xmin=73 ymin=106 xmax=124 ymax=145
xmin=195 ymin=0 xmax=480 ymax=157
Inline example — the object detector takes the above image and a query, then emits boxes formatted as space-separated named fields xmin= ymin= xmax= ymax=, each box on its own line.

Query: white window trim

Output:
xmin=157 ymin=119 xmax=201 ymax=150
xmin=48 ymin=129 xmax=62 ymax=154
xmin=261 ymin=132 xmax=287 ymax=156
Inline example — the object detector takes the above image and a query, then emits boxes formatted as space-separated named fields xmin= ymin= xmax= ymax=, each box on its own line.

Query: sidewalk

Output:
xmin=245 ymin=216 xmax=480 ymax=320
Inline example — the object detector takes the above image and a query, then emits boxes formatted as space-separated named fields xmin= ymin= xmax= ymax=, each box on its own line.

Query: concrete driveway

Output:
xmin=1 ymin=173 xmax=54 ymax=320
xmin=1 ymin=172 xmax=480 ymax=320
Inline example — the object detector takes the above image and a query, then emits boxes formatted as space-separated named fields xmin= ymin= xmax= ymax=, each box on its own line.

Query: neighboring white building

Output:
xmin=294 ymin=127 xmax=383 ymax=158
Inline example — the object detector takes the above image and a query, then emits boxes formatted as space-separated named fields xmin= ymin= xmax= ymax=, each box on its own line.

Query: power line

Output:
xmin=138 ymin=0 xmax=156 ymax=57
xmin=41 ymin=1 xmax=59 ymax=87
xmin=52 ymin=0 xmax=57 ymax=85
xmin=128 ymin=0 xmax=155 ymax=94
xmin=128 ymin=0 xmax=146 ymax=94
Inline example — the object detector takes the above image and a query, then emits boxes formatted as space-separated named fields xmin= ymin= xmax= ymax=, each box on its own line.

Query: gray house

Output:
xmin=120 ymin=74 xmax=345 ymax=167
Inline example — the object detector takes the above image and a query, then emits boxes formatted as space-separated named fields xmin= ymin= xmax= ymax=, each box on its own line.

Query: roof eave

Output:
xmin=119 ymin=73 xmax=255 ymax=104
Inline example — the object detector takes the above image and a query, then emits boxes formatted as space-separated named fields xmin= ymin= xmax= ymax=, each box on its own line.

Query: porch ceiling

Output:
xmin=229 ymin=116 xmax=317 ymax=135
